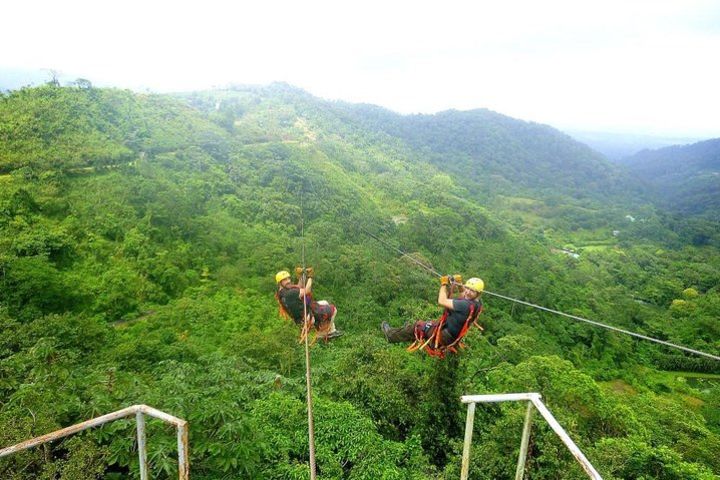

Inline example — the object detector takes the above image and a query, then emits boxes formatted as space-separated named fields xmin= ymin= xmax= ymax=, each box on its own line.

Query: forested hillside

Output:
xmin=621 ymin=138 xmax=720 ymax=220
xmin=1 ymin=83 xmax=719 ymax=479
xmin=329 ymin=103 xmax=626 ymax=199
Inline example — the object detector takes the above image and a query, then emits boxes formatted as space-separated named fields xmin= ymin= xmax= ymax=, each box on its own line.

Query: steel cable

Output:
xmin=301 ymin=174 xmax=720 ymax=362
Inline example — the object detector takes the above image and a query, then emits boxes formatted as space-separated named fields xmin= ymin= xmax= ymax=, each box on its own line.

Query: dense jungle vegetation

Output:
xmin=1 ymin=82 xmax=719 ymax=479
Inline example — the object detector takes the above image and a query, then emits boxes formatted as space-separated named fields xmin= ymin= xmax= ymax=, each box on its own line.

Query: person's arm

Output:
xmin=437 ymin=283 xmax=454 ymax=310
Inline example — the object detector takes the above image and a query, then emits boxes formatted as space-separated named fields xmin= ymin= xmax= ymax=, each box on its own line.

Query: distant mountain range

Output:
xmin=565 ymin=129 xmax=705 ymax=160
xmin=620 ymin=138 xmax=720 ymax=219
xmin=324 ymin=102 xmax=630 ymax=202
xmin=3 ymin=78 xmax=717 ymax=221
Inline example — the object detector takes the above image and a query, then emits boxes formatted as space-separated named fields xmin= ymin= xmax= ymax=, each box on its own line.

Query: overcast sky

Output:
xmin=3 ymin=0 xmax=719 ymax=137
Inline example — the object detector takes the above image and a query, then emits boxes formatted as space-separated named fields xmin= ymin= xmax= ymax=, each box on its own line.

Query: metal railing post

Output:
xmin=514 ymin=401 xmax=534 ymax=480
xmin=459 ymin=393 xmax=602 ymax=480
xmin=177 ymin=421 xmax=190 ymax=480
xmin=1 ymin=405 xmax=189 ymax=479
xmin=529 ymin=397 xmax=602 ymax=480
xmin=460 ymin=402 xmax=476 ymax=480
xmin=136 ymin=411 xmax=148 ymax=480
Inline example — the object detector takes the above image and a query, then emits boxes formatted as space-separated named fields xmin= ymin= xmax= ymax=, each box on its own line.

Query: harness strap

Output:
xmin=275 ymin=291 xmax=292 ymax=321
xmin=433 ymin=311 xmax=449 ymax=349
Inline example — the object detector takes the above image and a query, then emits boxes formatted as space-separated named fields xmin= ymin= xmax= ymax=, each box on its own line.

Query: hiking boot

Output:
xmin=381 ymin=322 xmax=391 ymax=340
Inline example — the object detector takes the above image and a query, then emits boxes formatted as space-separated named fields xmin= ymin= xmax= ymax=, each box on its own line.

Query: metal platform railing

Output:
xmin=460 ymin=393 xmax=601 ymax=480
xmin=0 ymin=404 xmax=189 ymax=480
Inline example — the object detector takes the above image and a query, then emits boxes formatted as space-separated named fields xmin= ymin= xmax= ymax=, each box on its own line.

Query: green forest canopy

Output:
xmin=0 ymin=83 xmax=719 ymax=479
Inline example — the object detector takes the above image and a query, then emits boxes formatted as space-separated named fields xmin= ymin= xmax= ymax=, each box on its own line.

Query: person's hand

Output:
xmin=440 ymin=275 xmax=450 ymax=286
xmin=295 ymin=266 xmax=303 ymax=277
xmin=306 ymin=267 xmax=314 ymax=278
xmin=453 ymin=274 xmax=463 ymax=284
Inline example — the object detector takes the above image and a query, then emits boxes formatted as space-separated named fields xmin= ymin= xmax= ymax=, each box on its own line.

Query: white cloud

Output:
xmin=2 ymin=0 xmax=719 ymax=136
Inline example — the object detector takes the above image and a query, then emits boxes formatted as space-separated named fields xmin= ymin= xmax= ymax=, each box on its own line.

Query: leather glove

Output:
xmin=440 ymin=275 xmax=450 ymax=286
xmin=306 ymin=267 xmax=314 ymax=278
xmin=295 ymin=267 xmax=303 ymax=277
xmin=453 ymin=274 xmax=463 ymax=284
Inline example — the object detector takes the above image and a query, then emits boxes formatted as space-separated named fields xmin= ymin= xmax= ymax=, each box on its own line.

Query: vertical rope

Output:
xmin=300 ymin=189 xmax=318 ymax=479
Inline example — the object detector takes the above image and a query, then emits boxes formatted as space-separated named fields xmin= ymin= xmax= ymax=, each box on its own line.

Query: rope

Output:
xmin=300 ymin=189 xmax=318 ymax=479
xmin=358 ymin=227 xmax=441 ymax=277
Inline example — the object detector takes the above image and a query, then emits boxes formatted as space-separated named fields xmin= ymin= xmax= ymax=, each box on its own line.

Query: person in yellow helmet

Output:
xmin=275 ymin=267 xmax=343 ymax=340
xmin=382 ymin=275 xmax=484 ymax=353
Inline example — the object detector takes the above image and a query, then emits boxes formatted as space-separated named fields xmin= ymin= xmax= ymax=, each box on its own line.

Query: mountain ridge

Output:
xmin=621 ymin=138 xmax=720 ymax=219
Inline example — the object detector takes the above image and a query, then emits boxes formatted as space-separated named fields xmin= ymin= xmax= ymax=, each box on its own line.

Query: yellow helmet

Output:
xmin=464 ymin=277 xmax=484 ymax=293
xmin=275 ymin=270 xmax=291 ymax=284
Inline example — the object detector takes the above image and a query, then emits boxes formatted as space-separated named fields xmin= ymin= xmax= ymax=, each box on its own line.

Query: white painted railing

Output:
xmin=0 ymin=404 xmax=189 ymax=480
xmin=460 ymin=393 xmax=601 ymax=480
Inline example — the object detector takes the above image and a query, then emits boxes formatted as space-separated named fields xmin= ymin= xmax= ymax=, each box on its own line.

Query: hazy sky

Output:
xmin=3 ymin=0 xmax=720 ymax=136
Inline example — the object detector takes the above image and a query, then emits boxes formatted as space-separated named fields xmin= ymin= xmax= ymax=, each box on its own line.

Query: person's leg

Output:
xmin=316 ymin=302 xmax=343 ymax=339
xmin=383 ymin=322 xmax=418 ymax=343
xmin=440 ymin=328 xmax=455 ymax=346
xmin=320 ymin=302 xmax=338 ymax=333
xmin=328 ymin=308 xmax=338 ymax=333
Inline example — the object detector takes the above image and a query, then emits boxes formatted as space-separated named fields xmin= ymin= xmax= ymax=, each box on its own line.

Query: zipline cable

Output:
xmin=300 ymin=189 xmax=318 ymax=480
xmin=480 ymin=290 xmax=720 ymax=361
xmin=367 ymin=224 xmax=720 ymax=362
xmin=359 ymin=227 xmax=441 ymax=277
xmin=302 ymin=176 xmax=720 ymax=362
